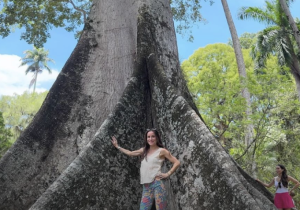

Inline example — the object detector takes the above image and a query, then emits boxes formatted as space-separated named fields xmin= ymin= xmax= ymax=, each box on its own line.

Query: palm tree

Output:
xmin=279 ymin=0 xmax=300 ymax=50
xmin=20 ymin=47 xmax=54 ymax=93
xmin=221 ymin=0 xmax=256 ymax=175
xmin=238 ymin=0 xmax=300 ymax=101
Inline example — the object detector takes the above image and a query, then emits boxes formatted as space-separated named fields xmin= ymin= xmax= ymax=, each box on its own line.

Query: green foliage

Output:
xmin=238 ymin=0 xmax=299 ymax=69
xmin=233 ymin=54 xmax=300 ymax=173
xmin=181 ymin=42 xmax=300 ymax=190
xmin=182 ymin=43 xmax=251 ymax=147
xmin=228 ymin=32 xmax=257 ymax=49
xmin=0 ymin=0 xmax=92 ymax=47
xmin=237 ymin=3 xmax=300 ymax=186
xmin=0 ymin=0 xmax=213 ymax=46
xmin=0 ymin=111 xmax=12 ymax=158
xmin=171 ymin=0 xmax=214 ymax=40
xmin=0 ymin=91 xmax=48 ymax=143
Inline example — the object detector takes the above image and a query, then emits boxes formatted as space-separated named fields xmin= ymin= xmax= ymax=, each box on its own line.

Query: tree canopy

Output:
xmin=0 ymin=0 xmax=92 ymax=47
xmin=181 ymin=41 xmax=300 ymax=204
xmin=228 ymin=32 xmax=257 ymax=49
xmin=238 ymin=0 xmax=300 ymax=101
xmin=0 ymin=0 xmax=213 ymax=47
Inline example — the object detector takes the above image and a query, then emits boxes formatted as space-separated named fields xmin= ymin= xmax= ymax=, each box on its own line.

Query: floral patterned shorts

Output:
xmin=139 ymin=180 xmax=167 ymax=210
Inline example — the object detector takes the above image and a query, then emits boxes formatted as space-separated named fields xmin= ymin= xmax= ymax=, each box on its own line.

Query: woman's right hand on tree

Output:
xmin=111 ymin=136 xmax=118 ymax=148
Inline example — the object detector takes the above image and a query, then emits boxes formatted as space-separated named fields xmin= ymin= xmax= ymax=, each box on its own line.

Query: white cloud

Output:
xmin=0 ymin=54 xmax=59 ymax=96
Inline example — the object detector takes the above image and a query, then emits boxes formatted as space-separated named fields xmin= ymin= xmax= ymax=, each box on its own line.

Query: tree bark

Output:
xmin=33 ymin=70 xmax=37 ymax=93
xmin=279 ymin=0 xmax=300 ymax=50
xmin=0 ymin=0 xmax=139 ymax=209
xmin=285 ymin=33 xmax=300 ymax=101
xmin=290 ymin=51 xmax=300 ymax=102
xmin=1 ymin=0 xmax=277 ymax=209
xmin=220 ymin=0 xmax=256 ymax=176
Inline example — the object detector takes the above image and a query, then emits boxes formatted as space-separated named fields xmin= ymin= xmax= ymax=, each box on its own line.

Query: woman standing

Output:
xmin=111 ymin=128 xmax=180 ymax=210
xmin=256 ymin=164 xmax=300 ymax=210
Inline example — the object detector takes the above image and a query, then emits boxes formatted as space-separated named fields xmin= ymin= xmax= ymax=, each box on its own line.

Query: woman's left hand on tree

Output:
xmin=156 ymin=173 xmax=169 ymax=180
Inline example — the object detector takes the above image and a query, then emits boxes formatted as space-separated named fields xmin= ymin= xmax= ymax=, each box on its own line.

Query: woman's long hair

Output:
xmin=278 ymin=164 xmax=288 ymax=188
xmin=142 ymin=129 xmax=164 ymax=161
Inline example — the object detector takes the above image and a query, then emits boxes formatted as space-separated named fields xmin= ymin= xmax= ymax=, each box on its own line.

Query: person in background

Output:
xmin=111 ymin=128 xmax=180 ymax=210
xmin=290 ymin=192 xmax=297 ymax=210
xmin=256 ymin=164 xmax=300 ymax=210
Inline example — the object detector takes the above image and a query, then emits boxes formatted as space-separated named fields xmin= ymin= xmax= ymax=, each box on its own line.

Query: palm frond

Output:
xmin=25 ymin=64 xmax=37 ymax=75
xmin=277 ymin=36 xmax=292 ymax=66
xmin=238 ymin=6 xmax=277 ymax=25
xmin=43 ymin=65 xmax=52 ymax=73
xmin=21 ymin=47 xmax=54 ymax=84
xmin=20 ymin=58 xmax=35 ymax=66
xmin=252 ymin=25 xmax=293 ymax=70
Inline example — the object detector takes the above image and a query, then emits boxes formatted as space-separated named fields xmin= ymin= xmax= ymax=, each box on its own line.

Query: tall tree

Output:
xmin=221 ymin=0 xmax=256 ymax=175
xmin=0 ymin=0 xmax=276 ymax=209
xmin=239 ymin=0 xmax=300 ymax=101
xmin=279 ymin=0 xmax=300 ymax=50
xmin=20 ymin=48 xmax=54 ymax=93
xmin=182 ymin=43 xmax=300 ymax=189
xmin=181 ymin=44 xmax=247 ymax=148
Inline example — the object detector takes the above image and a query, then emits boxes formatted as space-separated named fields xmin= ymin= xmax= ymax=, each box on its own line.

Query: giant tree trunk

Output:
xmin=220 ymin=0 xmax=256 ymax=176
xmin=1 ymin=0 xmax=276 ymax=209
xmin=0 ymin=0 xmax=139 ymax=208
xmin=279 ymin=0 xmax=300 ymax=50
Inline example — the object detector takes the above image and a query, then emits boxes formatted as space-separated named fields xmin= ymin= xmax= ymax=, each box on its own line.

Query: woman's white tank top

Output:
xmin=140 ymin=148 xmax=164 ymax=184
xmin=275 ymin=178 xmax=289 ymax=193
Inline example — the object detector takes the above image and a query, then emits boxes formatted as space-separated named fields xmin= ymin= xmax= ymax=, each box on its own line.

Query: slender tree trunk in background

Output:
xmin=290 ymin=67 xmax=300 ymax=101
xmin=280 ymin=0 xmax=300 ymax=101
xmin=221 ymin=0 xmax=256 ymax=176
xmin=0 ymin=0 xmax=277 ymax=209
xmin=287 ymin=39 xmax=300 ymax=101
xmin=33 ymin=70 xmax=38 ymax=93
xmin=291 ymin=59 xmax=300 ymax=101
xmin=279 ymin=0 xmax=300 ymax=50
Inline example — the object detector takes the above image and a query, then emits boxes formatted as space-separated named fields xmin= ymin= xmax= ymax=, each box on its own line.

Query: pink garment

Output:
xmin=274 ymin=192 xmax=295 ymax=209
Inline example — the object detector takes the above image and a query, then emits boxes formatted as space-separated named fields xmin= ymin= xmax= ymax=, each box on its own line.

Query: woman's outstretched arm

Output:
xmin=111 ymin=136 xmax=143 ymax=156
xmin=256 ymin=178 xmax=275 ymax=188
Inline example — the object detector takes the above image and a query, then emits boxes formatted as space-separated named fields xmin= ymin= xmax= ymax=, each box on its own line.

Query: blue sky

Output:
xmin=0 ymin=0 xmax=299 ymax=96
